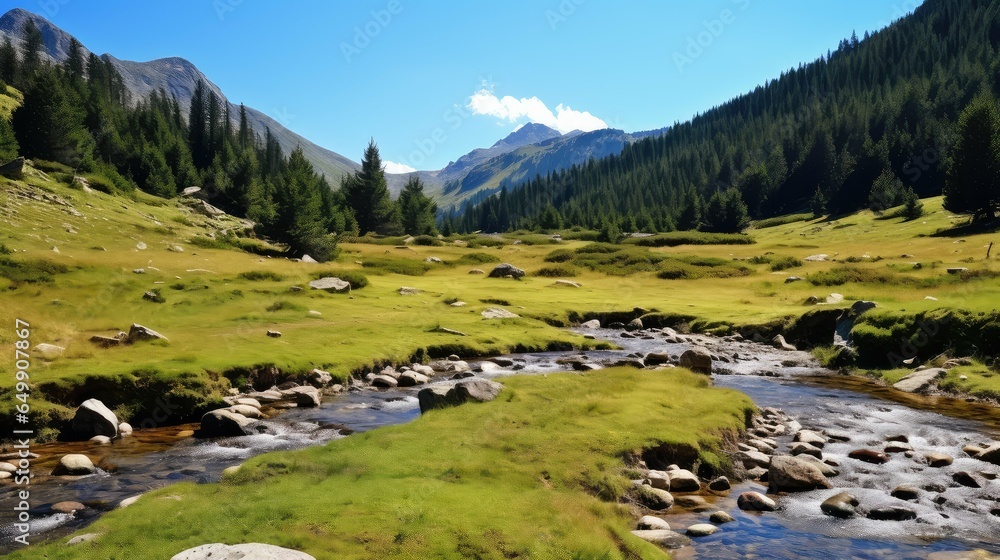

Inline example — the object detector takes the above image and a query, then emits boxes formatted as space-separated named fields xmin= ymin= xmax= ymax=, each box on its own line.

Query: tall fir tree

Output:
xmin=341 ymin=139 xmax=401 ymax=235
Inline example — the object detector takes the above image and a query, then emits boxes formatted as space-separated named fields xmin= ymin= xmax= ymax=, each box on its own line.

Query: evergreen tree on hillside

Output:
xmin=188 ymin=80 xmax=209 ymax=168
xmin=341 ymin=139 xmax=401 ymax=235
xmin=0 ymin=38 xmax=16 ymax=84
xmin=66 ymin=38 xmax=85 ymax=85
xmin=0 ymin=117 xmax=18 ymax=162
xmin=19 ymin=19 xmax=43 ymax=81
xmin=11 ymin=68 xmax=92 ymax=167
xmin=702 ymin=188 xmax=750 ymax=233
xmin=398 ymin=176 xmax=437 ymax=236
xmin=945 ymin=93 xmax=1000 ymax=222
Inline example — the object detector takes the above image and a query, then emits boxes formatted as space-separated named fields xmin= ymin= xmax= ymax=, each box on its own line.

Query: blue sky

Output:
xmin=9 ymin=0 xmax=920 ymax=171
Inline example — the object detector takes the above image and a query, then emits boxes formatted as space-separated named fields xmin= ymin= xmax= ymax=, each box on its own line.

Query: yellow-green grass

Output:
xmin=861 ymin=361 xmax=1000 ymax=401
xmin=8 ymin=367 xmax=754 ymax=560
xmin=0 ymin=84 xmax=22 ymax=119
xmin=1 ymin=167 xmax=999 ymax=433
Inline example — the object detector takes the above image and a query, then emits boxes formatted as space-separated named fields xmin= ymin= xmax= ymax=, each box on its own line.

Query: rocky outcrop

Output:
xmin=488 ymin=263 xmax=525 ymax=279
xmin=768 ymin=455 xmax=831 ymax=492
xmin=128 ymin=323 xmax=168 ymax=343
xmin=170 ymin=543 xmax=316 ymax=560
xmin=893 ymin=368 xmax=947 ymax=393
xmin=678 ymin=347 xmax=712 ymax=374
xmin=72 ymin=398 xmax=119 ymax=439
xmin=417 ymin=379 xmax=503 ymax=413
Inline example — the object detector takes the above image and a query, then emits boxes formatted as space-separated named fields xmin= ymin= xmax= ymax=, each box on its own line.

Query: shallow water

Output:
xmin=2 ymin=328 xmax=999 ymax=558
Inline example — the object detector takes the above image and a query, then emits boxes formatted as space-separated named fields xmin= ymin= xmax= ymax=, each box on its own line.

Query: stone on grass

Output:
xmin=66 ymin=533 xmax=100 ymax=545
xmin=127 ymin=323 xmax=168 ymax=343
xmin=488 ymin=263 xmax=525 ymax=279
xmin=35 ymin=343 xmax=65 ymax=359
xmin=308 ymin=277 xmax=351 ymax=292
xmin=893 ymin=368 xmax=947 ymax=393
xmin=481 ymin=307 xmax=519 ymax=319
xmin=169 ymin=543 xmax=316 ymax=560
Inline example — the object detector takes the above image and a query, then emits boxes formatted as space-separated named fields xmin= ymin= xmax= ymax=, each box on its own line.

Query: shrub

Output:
xmin=361 ymin=258 xmax=431 ymax=276
xmin=238 ymin=270 xmax=285 ymax=282
xmin=535 ymin=265 xmax=578 ymax=277
xmin=456 ymin=252 xmax=501 ymax=265
xmin=0 ymin=256 xmax=70 ymax=286
xmin=412 ymin=235 xmax=443 ymax=246
xmin=749 ymin=254 xmax=803 ymax=271
xmin=808 ymin=267 xmax=901 ymax=286
xmin=265 ymin=301 xmax=303 ymax=312
xmin=543 ymin=249 xmax=575 ymax=263
xmin=623 ymin=231 xmax=755 ymax=247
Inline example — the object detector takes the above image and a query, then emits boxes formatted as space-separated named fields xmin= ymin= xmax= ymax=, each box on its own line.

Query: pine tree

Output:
xmin=19 ymin=19 xmax=43 ymax=81
xmin=0 ymin=38 xmax=16 ymax=84
xmin=398 ymin=176 xmax=437 ymax=235
xmin=67 ymin=38 xmax=85 ymax=85
xmin=945 ymin=93 xmax=1000 ymax=222
xmin=11 ymin=68 xmax=92 ymax=167
xmin=902 ymin=187 xmax=924 ymax=220
xmin=341 ymin=139 xmax=401 ymax=235
xmin=0 ymin=116 xmax=18 ymax=162
xmin=811 ymin=187 xmax=828 ymax=218
xmin=188 ymin=80 xmax=209 ymax=168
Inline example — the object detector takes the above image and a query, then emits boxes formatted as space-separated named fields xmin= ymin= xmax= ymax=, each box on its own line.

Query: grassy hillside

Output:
xmin=6 ymin=367 xmax=754 ymax=560
xmin=1 ymin=163 xmax=999 ymax=437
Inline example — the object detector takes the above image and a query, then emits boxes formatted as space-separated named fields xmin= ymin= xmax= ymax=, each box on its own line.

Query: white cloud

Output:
xmin=383 ymin=160 xmax=417 ymax=174
xmin=467 ymin=89 xmax=608 ymax=134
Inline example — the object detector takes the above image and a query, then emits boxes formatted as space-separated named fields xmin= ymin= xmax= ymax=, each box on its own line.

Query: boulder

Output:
xmin=768 ymin=455 xmax=831 ymax=492
xmin=195 ymin=409 xmax=260 ymax=438
xmin=636 ymin=516 xmax=670 ymax=530
xmin=795 ymin=455 xmax=839 ymax=477
xmin=820 ymin=492 xmax=859 ymax=519
xmin=953 ymin=471 xmax=982 ymax=488
xmin=626 ymin=318 xmax=644 ymax=331
xmin=72 ymin=398 xmax=119 ymax=439
xmin=127 ymin=323 xmax=168 ymax=343
xmin=370 ymin=375 xmax=399 ymax=388
xmin=737 ymin=491 xmax=776 ymax=511
xmin=454 ymin=379 xmax=503 ymax=403
xmin=629 ymin=530 xmax=692 ymax=549
xmin=977 ymin=444 xmax=1000 ymax=466
xmin=646 ymin=470 xmax=671 ymax=490
xmin=288 ymin=386 xmax=321 ymax=407
xmin=686 ymin=524 xmax=718 ymax=537
xmin=488 ymin=263 xmax=525 ymax=279
xmin=679 ymin=347 xmax=713 ymax=374
xmin=308 ymin=277 xmax=351 ymax=292
xmin=771 ymin=335 xmax=797 ymax=351
xmin=893 ymin=368 xmax=947 ymax=393
xmin=708 ymin=476 xmax=731 ymax=492
xmin=848 ymin=449 xmax=890 ymax=464
xmin=169 ymin=543 xmax=316 ymax=560
xmin=644 ymin=352 xmax=673 ymax=366
xmin=712 ymin=511 xmax=737 ymax=525
xmin=0 ymin=156 xmax=25 ymax=179
xmin=737 ymin=450 xmax=771 ymax=469
xmin=793 ymin=430 xmax=828 ymax=447
xmin=35 ymin=343 xmax=65 ymax=360
xmin=51 ymin=454 xmax=96 ymax=476
xmin=307 ymin=369 xmax=333 ymax=388
xmin=791 ymin=442 xmax=823 ymax=459
xmin=51 ymin=501 xmax=86 ymax=514
xmin=417 ymin=386 xmax=457 ymax=413
xmin=397 ymin=371 xmax=430 ymax=387
xmin=398 ymin=286 xmax=420 ymax=295
xmin=666 ymin=469 xmax=701 ymax=493
xmin=481 ymin=307 xmax=520 ymax=319
xmin=580 ymin=319 xmax=601 ymax=329
xmin=641 ymin=487 xmax=675 ymax=510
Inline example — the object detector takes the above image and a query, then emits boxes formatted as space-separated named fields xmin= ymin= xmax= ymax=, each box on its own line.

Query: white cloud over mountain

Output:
xmin=467 ymin=89 xmax=608 ymax=133
xmin=383 ymin=160 xmax=417 ymax=174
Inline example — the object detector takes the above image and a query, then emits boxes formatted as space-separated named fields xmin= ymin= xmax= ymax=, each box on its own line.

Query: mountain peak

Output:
xmin=492 ymin=122 xmax=560 ymax=150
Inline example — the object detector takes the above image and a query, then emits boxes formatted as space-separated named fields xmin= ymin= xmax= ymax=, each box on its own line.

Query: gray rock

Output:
xmin=629 ymin=529 xmax=692 ymax=549
xmin=626 ymin=318 xmax=644 ymax=331
xmin=66 ymin=533 xmax=101 ymax=545
xmin=89 ymin=435 xmax=112 ymax=444
xmin=307 ymin=369 xmax=333 ymax=388
xmin=35 ymin=343 xmax=65 ymax=359
xmin=820 ymin=491 xmax=859 ymax=519
xmin=708 ymin=476 xmax=731 ymax=492
xmin=737 ymin=491 xmax=776 ymax=511
xmin=308 ymin=277 xmax=351 ymax=292
xmin=488 ymin=263 xmax=525 ymax=279
xmin=791 ymin=442 xmax=824 ymax=459
xmin=771 ymin=335 xmax=797 ymax=351
xmin=709 ymin=510 xmax=735 ymax=524
xmin=737 ymin=450 xmax=771 ymax=469
xmin=72 ymin=398 xmax=119 ymax=439
xmin=397 ymin=371 xmax=430 ymax=387
xmin=52 ymin=454 xmax=96 ymax=476
xmin=952 ymin=471 xmax=982 ymax=488
xmin=417 ymin=386 xmax=456 ymax=413
xmin=169 ymin=543 xmax=316 ymax=560
xmin=893 ymin=368 xmax=947 ymax=393
xmin=977 ymin=444 xmax=1000 ymax=466
xmin=398 ymin=286 xmax=421 ymax=295
xmin=679 ymin=347 xmax=713 ymax=374
xmin=636 ymin=515 xmax=670 ymax=530
xmin=866 ymin=506 xmax=916 ymax=521
xmin=127 ymin=323 xmax=168 ymax=343
xmin=686 ymin=524 xmax=718 ymax=537
xmin=370 ymin=375 xmax=399 ymax=388
xmin=795 ymin=454 xmax=839 ymax=477
xmin=481 ymin=307 xmax=520 ymax=319
xmin=793 ymin=430 xmax=828 ymax=447
xmin=667 ymin=469 xmax=701 ymax=493
xmin=454 ymin=379 xmax=503 ymax=403
xmin=580 ymin=319 xmax=601 ymax=329
xmin=849 ymin=449 xmax=890 ymax=464
xmin=288 ymin=386 xmax=321 ymax=407
xmin=646 ymin=470 xmax=671 ymax=490
xmin=768 ymin=455 xmax=831 ymax=492
xmin=642 ymin=487 xmax=675 ymax=510
xmin=644 ymin=352 xmax=673 ymax=366
xmin=195 ymin=409 xmax=259 ymax=438
xmin=118 ymin=422 xmax=133 ymax=437
xmin=890 ymin=485 xmax=920 ymax=501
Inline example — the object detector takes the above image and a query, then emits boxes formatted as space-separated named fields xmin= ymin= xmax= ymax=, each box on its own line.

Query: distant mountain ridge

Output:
xmin=0 ymin=8 xmax=359 ymax=181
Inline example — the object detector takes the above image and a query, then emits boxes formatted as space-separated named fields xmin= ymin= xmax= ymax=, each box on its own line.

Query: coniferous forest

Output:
xmin=455 ymin=0 xmax=1000 ymax=234
xmin=0 ymin=20 xmax=437 ymax=261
